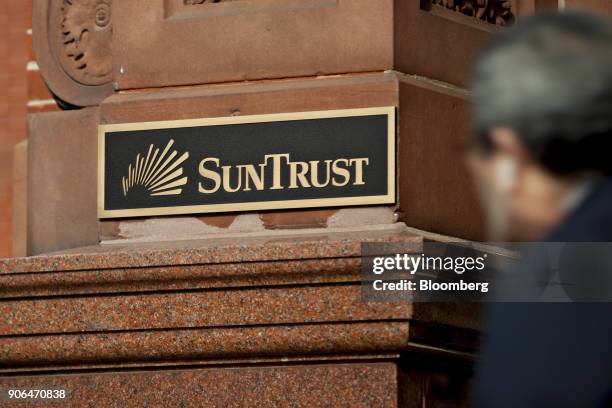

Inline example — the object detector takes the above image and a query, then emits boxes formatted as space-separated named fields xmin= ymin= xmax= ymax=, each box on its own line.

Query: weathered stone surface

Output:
xmin=99 ymin=72 xmax=398 ymax=123
xmin=397 ymin=74 xmax=486 ymax=240
xmin=12 ymin=140 xmax=27 ymax=257
xmin=112 ymin=0 xmax=393 ymax=91
xmin=35 ymin=0 xmax=555 ymax=107
xmin=395 ymin=1 xmax=492 ymax=88
xmin=27 ymin=108 xmax=100 ymax=255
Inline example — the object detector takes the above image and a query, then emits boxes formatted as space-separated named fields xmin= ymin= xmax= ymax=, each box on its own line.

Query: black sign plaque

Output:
xmin=98 ymin=107 xmax=395 ymax=218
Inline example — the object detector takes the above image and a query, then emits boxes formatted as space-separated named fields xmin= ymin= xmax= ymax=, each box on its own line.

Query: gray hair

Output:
xmin=471 ymin=11 xmax=612 ymax=174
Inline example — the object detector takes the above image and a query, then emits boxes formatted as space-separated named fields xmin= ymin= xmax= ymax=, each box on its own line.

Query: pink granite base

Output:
xmin=0 ymin=362 xmax=397 ymax=407
xmin=0 ymin=225 xmax=478 ymax=406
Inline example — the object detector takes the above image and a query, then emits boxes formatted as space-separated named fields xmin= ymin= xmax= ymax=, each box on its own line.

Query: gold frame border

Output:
xmin=98 ymin=106 xmax=396 ymax=219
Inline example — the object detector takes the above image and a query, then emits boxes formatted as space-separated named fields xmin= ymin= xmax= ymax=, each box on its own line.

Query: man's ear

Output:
xmin=489 ymin=127 xmax=529 ymax=160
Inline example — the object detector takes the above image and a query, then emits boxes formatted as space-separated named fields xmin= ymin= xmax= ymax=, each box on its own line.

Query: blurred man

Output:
xmin=467 ymin=11 xmax=612 ymax=407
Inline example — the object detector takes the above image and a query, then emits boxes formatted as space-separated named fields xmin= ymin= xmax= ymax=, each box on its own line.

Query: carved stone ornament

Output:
xmin=426 ymin=0 xmax=515 ymax=26
xmin=33 ymin=0 xmax=114 ymax=107
xmin=59 ymin=0 xmax=113 ymax=85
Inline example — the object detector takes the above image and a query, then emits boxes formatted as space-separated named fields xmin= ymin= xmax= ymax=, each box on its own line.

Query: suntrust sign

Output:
xmin=197 ymin=154 xmax=370 ymax=193
xmin=98 ymin=107 xmax=395 ymax=218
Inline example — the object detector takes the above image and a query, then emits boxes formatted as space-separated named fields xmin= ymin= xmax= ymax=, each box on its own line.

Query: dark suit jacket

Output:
xmin=473 ymin=178 xmax=612 ymax=407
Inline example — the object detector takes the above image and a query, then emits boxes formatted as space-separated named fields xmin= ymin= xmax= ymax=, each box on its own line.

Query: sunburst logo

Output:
xmin=122 ymin=139 xmax=189 ymax=197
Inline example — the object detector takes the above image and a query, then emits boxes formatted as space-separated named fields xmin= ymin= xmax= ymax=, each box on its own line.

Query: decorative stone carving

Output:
xmin=32 ymin=0 xmax=115 ymax=107
xmin=425 ymin=0 xmax=515 ymax=26
xmin=60 ymin=0 xmax=113 ymax=85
